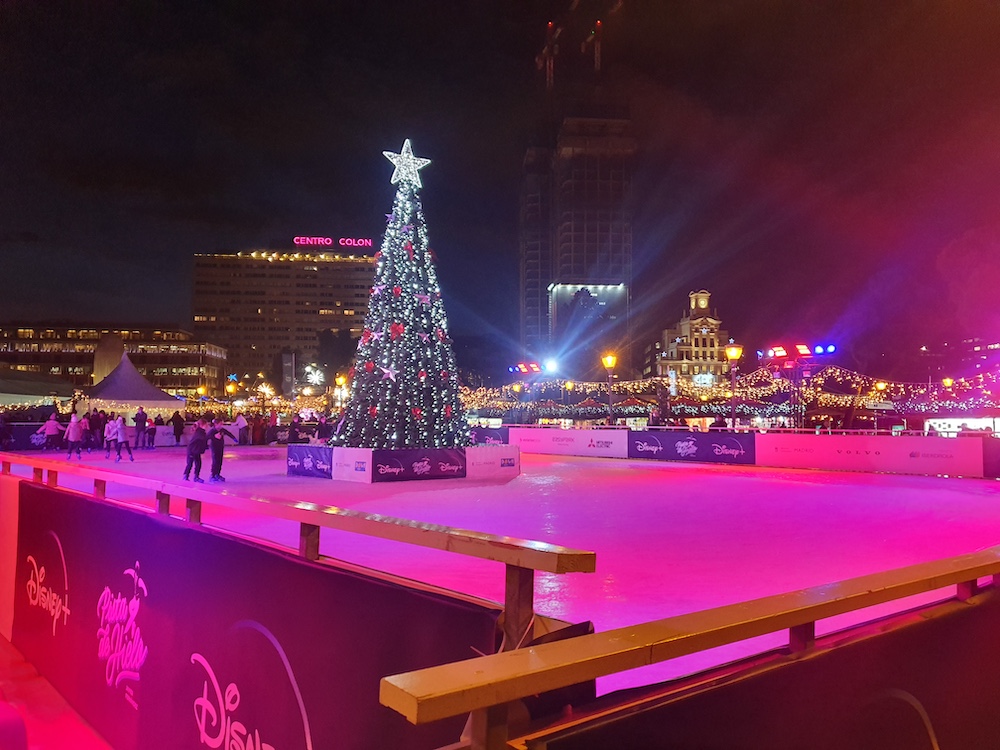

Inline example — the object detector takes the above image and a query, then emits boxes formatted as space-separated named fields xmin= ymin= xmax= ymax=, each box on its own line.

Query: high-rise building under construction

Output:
xmin=519 ymin=105 xmax=636 ymax=379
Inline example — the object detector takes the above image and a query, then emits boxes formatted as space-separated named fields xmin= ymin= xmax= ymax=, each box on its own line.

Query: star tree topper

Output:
xmin=383 ymin=139 xmax=431 ymax=187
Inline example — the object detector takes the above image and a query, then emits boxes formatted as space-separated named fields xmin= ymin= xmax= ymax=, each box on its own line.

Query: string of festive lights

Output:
xmin=468 ymin=363 xmax=1000 ymax=419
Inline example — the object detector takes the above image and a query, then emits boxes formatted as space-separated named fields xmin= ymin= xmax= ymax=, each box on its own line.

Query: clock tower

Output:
xmin=690 ymin=290 xmax=712 ymax=313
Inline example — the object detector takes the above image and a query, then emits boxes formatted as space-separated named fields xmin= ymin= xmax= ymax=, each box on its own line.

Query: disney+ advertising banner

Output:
xmin=286 ymin=444 xmax=334 ymax=478
xmin=371 ymin=447 xmax=467 ymax=482
xmin=11 ymin=481 xmax=498 ymax=750
xmin=627 ymin=429 xmax=756 ymax=465
xmin=468 ymin=426 xmax=510 ymax=446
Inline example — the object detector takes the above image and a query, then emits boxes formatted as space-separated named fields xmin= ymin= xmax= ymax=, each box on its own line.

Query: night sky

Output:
xmin=2 ymin=1 xmax=999 ymax=379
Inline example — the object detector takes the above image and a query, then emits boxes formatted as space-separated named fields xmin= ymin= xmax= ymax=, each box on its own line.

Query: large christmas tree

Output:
xmin=332 ymin=139 xmax=467 ymax=449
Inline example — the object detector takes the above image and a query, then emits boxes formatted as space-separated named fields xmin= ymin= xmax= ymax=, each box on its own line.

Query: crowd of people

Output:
xmin=16 ymin=407 xmax=322 ymax=452
xmin=32 ymin=408 xmax=168 ymax=457
xmin=6 ymin=406 xmax=339 ymax=484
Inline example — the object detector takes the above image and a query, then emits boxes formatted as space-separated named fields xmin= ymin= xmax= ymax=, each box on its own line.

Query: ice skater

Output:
xmin=36 ymin=413 xmax=65 ymax=451
xmin=114 ymin=414 xmax=134 ymax=462
xmin=183 ymin=418 xmax=208 ymax=482
xmin=104 ymin=413 xmax=118 ymax=459
xmin=207 ymin=418 xmax=237 ymax=482
xmin=64 ymin=413 xmax=84 ymax=459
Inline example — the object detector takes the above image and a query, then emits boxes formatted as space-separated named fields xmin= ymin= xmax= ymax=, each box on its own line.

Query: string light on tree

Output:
xmin=332 ymin=140 xmax=466 ymax=449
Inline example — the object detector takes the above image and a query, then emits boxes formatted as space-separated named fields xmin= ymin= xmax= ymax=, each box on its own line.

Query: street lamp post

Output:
xmin=602 ymin=353 xmax=617 ymax=426
xmin=724 ymin=343 xmax=744 ymax=429
xmin=225 ymin=382 xmax=236 ymax=419
xmin=334 ymin=375 xmax=347 ymax=412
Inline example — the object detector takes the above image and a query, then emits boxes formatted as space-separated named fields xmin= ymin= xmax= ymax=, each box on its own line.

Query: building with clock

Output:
xmin=644 ymin=290 xmax=733 ymax=382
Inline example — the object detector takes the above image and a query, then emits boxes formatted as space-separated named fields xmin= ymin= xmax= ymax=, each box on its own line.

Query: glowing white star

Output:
xmin=383 ymin=139 xmax=431 ymax=187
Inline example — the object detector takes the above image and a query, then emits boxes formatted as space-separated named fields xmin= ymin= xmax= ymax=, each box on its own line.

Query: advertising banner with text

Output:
xmin=509 ymin=428 xmax=629 ymax=459
xmin=468 ymin=426 xmax=510 ymax=446
xmin=627 ymin=430 xmax=756 ymax=465
xmin=465 ymin=445 xmax=521 ymax=479
xmin=756 ymin=433 xmax=985 ymax=476
xmin=286 ymin=444 xmax=334 ymax=478
xmin=370 ymin=447 xmax=467 ymax=482
xmin=11 ymin=482 xmax=498 ymax=750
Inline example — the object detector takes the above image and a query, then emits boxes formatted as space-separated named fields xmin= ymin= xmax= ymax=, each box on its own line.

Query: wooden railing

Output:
xmin=0 ymin=451 xmax=595 ymax=650
xmin=380 ymin=545 xmax=1000 ymax=750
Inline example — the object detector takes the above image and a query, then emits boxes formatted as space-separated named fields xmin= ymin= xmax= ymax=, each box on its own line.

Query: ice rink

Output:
xmin=37 ymin=443 xmax=1000 ymax=694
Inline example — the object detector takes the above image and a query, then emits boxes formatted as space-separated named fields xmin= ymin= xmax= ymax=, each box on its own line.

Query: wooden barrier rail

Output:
xmin=0 ymin=452 xmax=595 ymax=650
xmin=380 ymin=545 xmax=1000 ymax=750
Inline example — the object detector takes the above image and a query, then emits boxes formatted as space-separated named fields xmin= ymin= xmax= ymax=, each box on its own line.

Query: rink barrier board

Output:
xmin=0 ymin=451 xmax=594 ymax=747
xmin=6 ymin=480 xmax=501 ymax=750
xmin=289 ymin=444 xmax=521 ymax=483
xmin=516 ymin=590 xmax=1000 ymax=749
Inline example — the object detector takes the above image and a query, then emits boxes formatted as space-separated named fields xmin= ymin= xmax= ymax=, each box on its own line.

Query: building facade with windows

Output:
xmin=519 ymin=107 xmax=636 ymax=378
xmin=0 ymin=325 xmax=226 ymax=399
xmin=192 ymin=251 xmax=376 ymax=382
xmin=644 ymin=291 xmax=734 ymax=383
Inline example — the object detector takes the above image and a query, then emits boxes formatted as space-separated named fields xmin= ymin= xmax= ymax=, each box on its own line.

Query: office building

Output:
xmin=192 ymin=250 xmax=376 ymax=382
xmin=0 ymin=324 xmax=226 ymax=399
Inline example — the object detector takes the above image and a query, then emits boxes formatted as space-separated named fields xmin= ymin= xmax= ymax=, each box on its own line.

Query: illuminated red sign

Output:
xmin=293 ymin=236 xmax=373 ymax=248
xmin=293 ymin=236 xmax=333 ymax=246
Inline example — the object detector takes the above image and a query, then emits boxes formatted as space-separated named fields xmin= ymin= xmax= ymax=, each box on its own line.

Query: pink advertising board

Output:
xmin=508 ymin=427 xmax=629 ymax=459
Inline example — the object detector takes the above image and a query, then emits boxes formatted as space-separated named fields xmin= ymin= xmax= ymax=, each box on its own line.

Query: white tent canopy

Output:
xmin=85 ymin=352 xmax=184 ymax=420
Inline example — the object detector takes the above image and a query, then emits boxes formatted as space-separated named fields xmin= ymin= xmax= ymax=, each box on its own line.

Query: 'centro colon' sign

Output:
xmin=293 ymin=236 xmax=373 ymax=248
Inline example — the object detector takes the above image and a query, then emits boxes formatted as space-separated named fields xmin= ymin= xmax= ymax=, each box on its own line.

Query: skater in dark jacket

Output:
xmin=183 ymin=418 xmax=209 ymax=482
xmin=207 ymin=418 xmax=237 ymax=482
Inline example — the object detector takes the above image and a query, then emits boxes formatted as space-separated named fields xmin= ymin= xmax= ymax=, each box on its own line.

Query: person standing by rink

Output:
xmin=114 ymin=414 xmax=134 ymax=462
xmin=64 ymin=413 xmax=84 ymax=459
xmin=207 ymin=418 xmax=237 ymax=482
xmin=169 ymin=410 xmax=185 ymax=446
xmin=234 ymin=412 xmax=249 ymax=445
xmin=133 ymin=406 xmax=147 ymax=449
xmin=183 ymin=418 xmax=208 ymax=482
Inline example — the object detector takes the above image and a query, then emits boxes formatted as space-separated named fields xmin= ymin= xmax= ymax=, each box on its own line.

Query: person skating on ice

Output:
xmin=183 ymin=418 xmax=209 ymax=482
xmin=207 ymin=418 xmax=237 ymax=482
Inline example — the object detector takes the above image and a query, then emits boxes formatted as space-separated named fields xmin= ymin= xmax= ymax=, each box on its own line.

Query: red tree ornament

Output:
xmin=418 ymin=370 xmax=427 ymax=380
xmin=411 ymin=407 xmax=422 ymax=418
xmin=444 ymin=404 xmax=453 ymax=418
xmin=369 ymin=406 xmax=378 ymax=418
xmin=364 ymin=361 xmax=375 ymax=373
xmin=390 ymin=322 xmax=405 ymax=340
xmin=393 ymin=285 xmax=402 ymax=297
